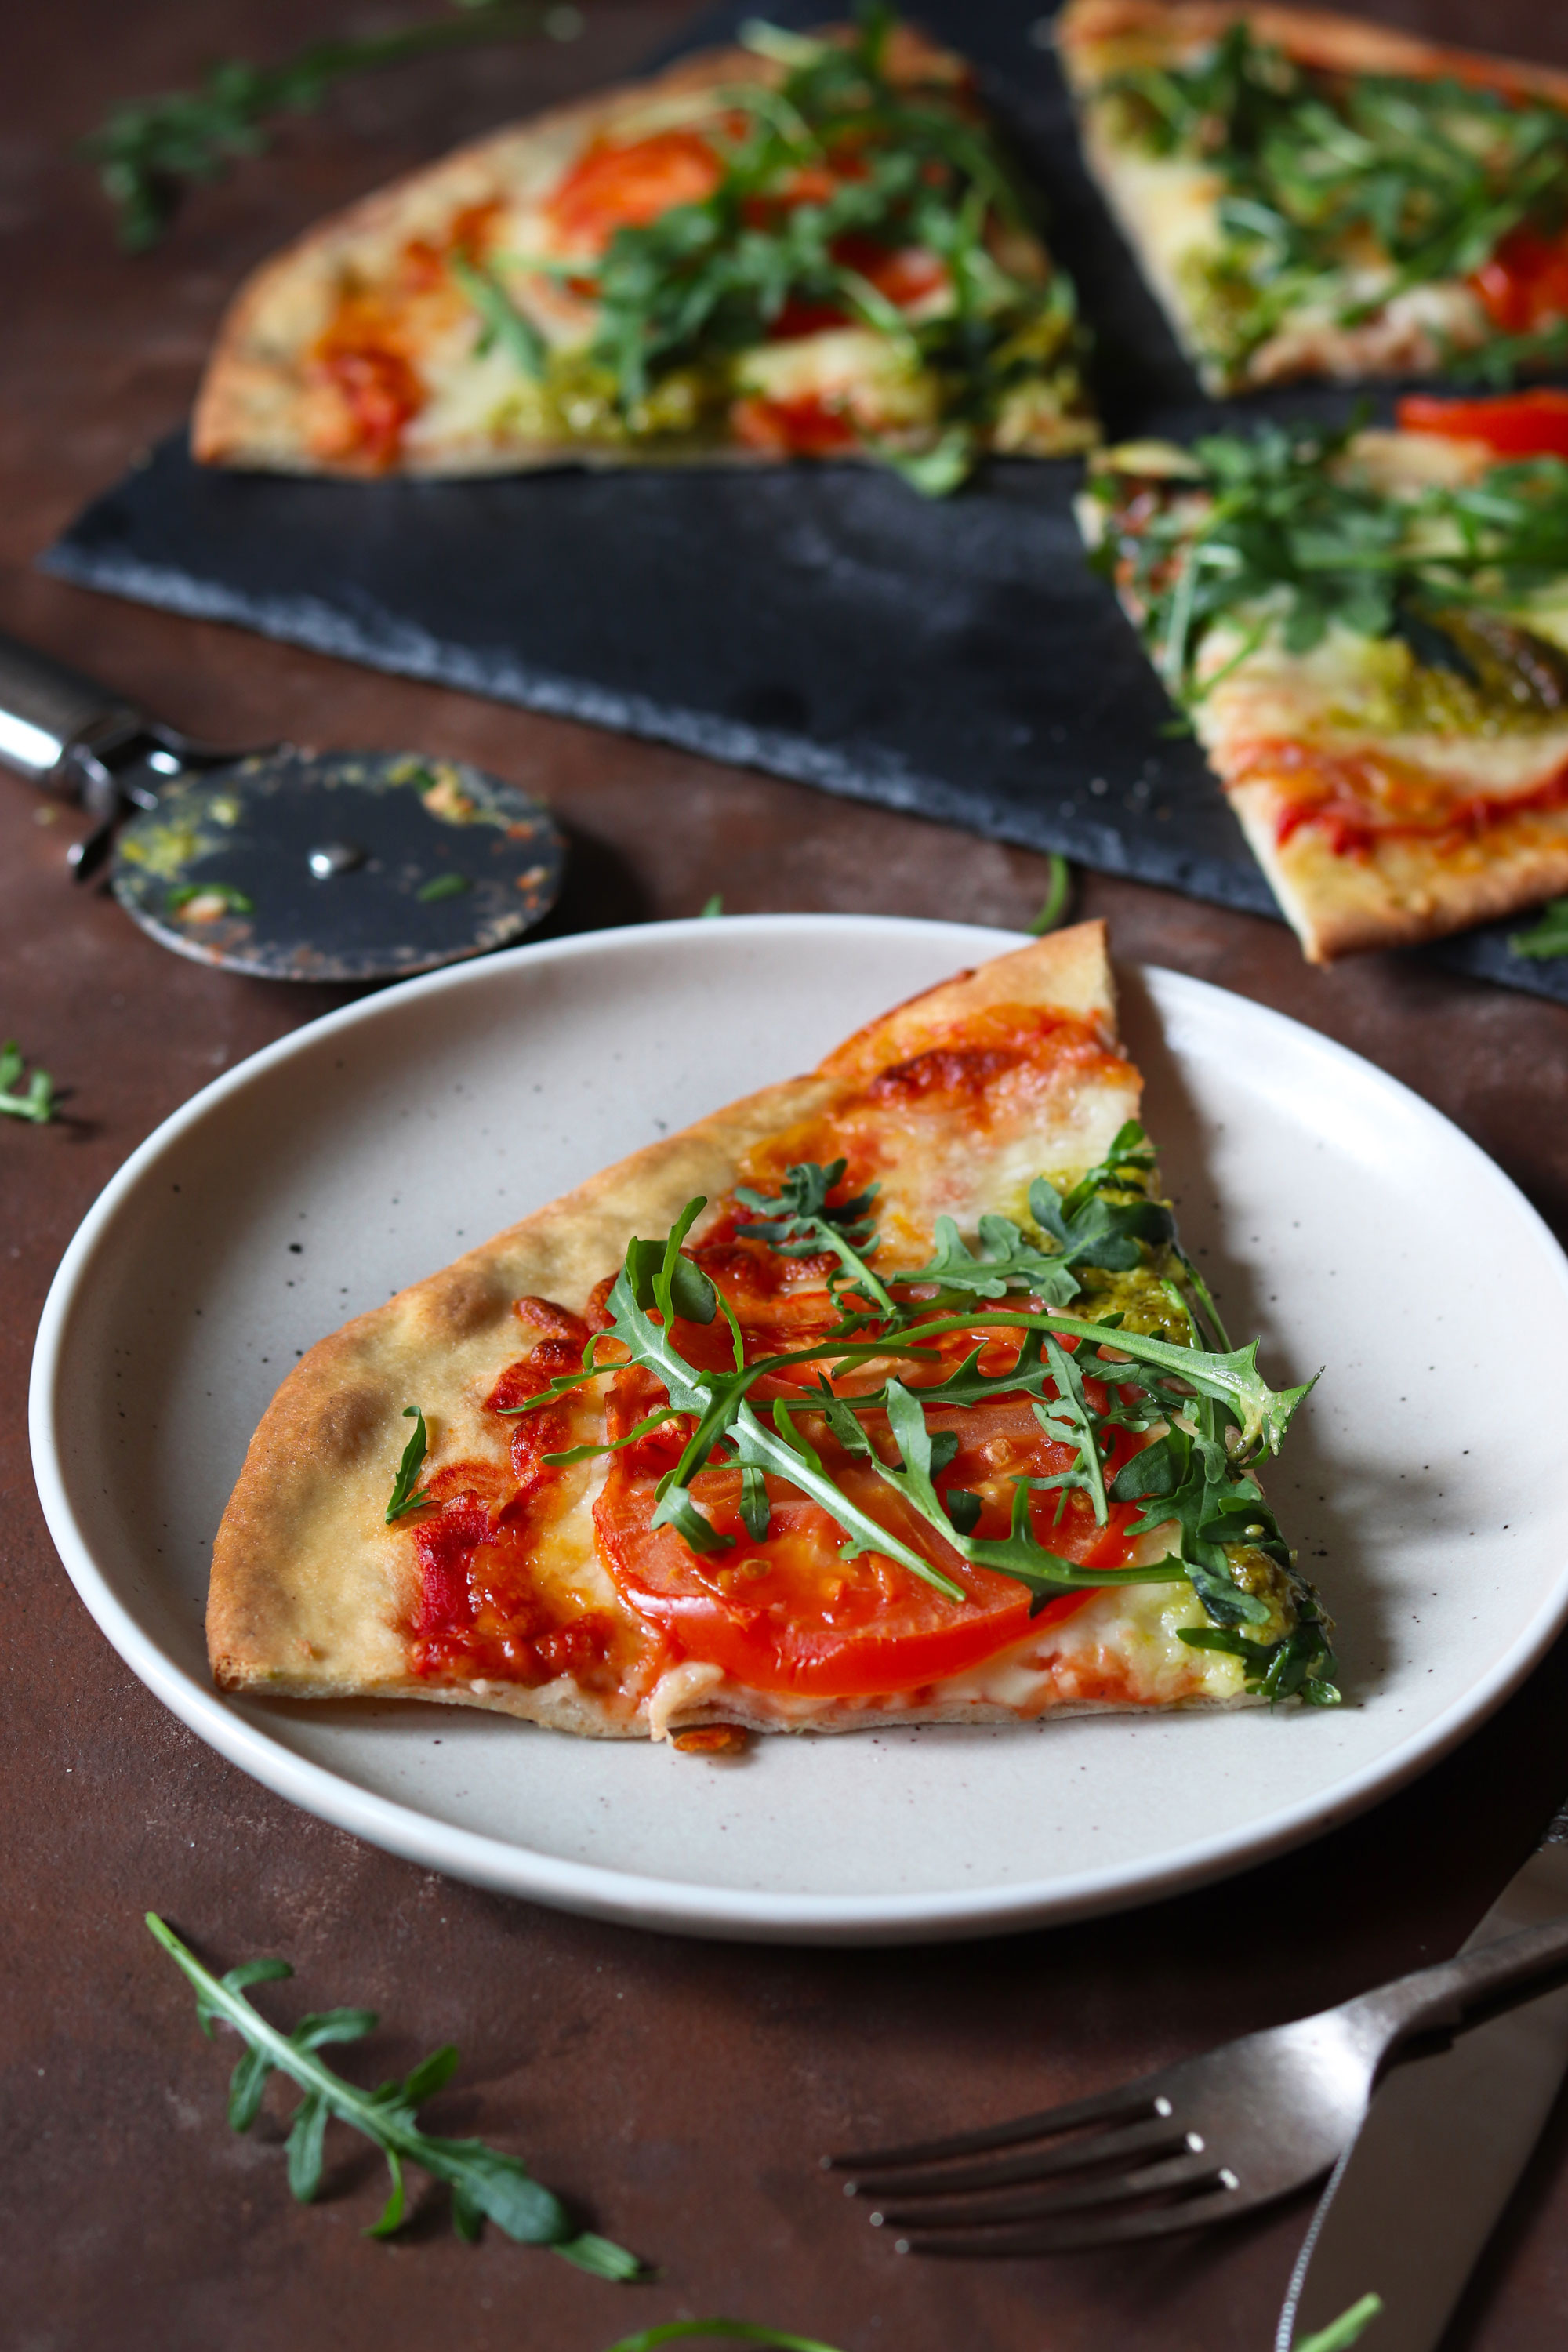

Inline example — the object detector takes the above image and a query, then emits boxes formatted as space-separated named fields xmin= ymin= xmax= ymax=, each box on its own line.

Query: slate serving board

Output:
xmin=42 ymin=0 xmax=1568 ymax=1004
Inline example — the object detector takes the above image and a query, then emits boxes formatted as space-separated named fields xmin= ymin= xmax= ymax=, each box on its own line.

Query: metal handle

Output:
xmin=0 ymin=630 xmax=144 ymax=786
xmin=1354 ymin=1911 xmax=1568 ymax=2060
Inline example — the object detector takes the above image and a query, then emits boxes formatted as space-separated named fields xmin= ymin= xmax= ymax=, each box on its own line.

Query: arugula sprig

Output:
xmin=1102 ymin=21 xmax=1568 ymax=380
xmin=1091 ymin=419 xmax=1568 ymax=706
xmin=0 ymin=1038 xmax=56 ymax=1123
xmin=488 ymin=1130 xmax=1330 ymax=1690
xmin=84 ymin=2 xmax=580 ymax=250
xmin=147 ymin=1913 xmax=638 ymax=2274
xmin=386 ymin=1406 xmax=437 ymax=1522
xmin=600 ymin=2299 xmax=1385 ymax=2352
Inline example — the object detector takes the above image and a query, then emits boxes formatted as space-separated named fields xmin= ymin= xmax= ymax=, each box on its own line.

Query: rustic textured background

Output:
xmin=5 ymin=5 xmax=1568 ymax=2347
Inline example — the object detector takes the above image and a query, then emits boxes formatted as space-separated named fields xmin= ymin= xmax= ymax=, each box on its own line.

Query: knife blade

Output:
xmin=1278 ymin=1797 xmax=1568 ymax=2351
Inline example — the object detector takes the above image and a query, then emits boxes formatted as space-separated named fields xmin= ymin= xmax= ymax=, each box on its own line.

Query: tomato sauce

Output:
xmin=1240 ymin=738 xmax=1568 ymax=857
xmin=1469 ymin=227 xmax=1568 ymax=342
xmin=1397 ymin=387 xmax=1568 ymax=461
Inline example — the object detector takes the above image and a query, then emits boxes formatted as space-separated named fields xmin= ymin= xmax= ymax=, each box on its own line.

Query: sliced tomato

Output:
xmin=312 ymin=341 xmax=424 ymax=470
xmin=1470 ymin=226 xmax=1568 ymax=337
xmin=545 ymin=131 xmax=723 ymax=252
xmin=593 ymin=1372 xmax=1150 ymax=1700
xmin=1397 ymin=388 xmax=1568 ymax=459
xmin=731 ymin=394 xmax=859 ymax=455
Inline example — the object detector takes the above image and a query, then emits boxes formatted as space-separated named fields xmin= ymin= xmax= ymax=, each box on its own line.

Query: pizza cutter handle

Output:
xmin=0 ymin=630 xmax=147 ymax=793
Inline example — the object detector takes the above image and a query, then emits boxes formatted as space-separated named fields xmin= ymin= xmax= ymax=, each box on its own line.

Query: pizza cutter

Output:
xmin=0 ymin=630 xmax=565 ymax=982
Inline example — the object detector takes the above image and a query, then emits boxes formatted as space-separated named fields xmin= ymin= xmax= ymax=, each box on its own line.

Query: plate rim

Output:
xmin=30 ymin=913 xmax=1568 ymax=1944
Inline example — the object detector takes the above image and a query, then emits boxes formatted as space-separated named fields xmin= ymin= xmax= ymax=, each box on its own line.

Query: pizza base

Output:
xmin=209 ymin=922 xmax=1260 ymax=1736
xmin=1056 ymin=1 xmax=1568 ymax=395
xmin=194 ymin=31 xmax=1096 ymax=478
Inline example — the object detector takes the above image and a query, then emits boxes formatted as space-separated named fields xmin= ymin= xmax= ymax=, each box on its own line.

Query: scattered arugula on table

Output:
xmin=1029 ymin=852 xmax=1073 ymax=935
xmin=699 ymin=894 xmax=726 ymax=919
xmin=416 ymin=871 xmax=472 ymax=903
xmin=1089 ymin=416 xmax=1568 ymax=709
xmin=599 ymin=2293 xmax=1383 ymax=2351
xmin=1509 ymin=894 xmax=1568 ymax=956
xmin=1102 ymin=20 xmax=1568 ymax=380
xmin=0 ymin=1039 xmax=56 ymax=1124
xmin=496 ymin=1122 xmax=1335 ymax=1700
xmin=83 ymin=0 xmax=583 ymax=250
xmin=493 ymin=7 xmax=1088 ymax=490
xmin=147 ymin=1912 xmax=639 ymax=2273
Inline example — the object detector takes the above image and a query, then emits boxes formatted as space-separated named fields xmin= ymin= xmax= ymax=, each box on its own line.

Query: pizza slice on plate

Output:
xmin=209 ymin=923 xmax=1336 ymax=1743
xmin=1056 ymin=0 xmax=1568 ymax=394
xmin=1080 ymin=390 xmax=1568 ymax=960
xmin=193 ymin=15 xmax=1096 ymax=488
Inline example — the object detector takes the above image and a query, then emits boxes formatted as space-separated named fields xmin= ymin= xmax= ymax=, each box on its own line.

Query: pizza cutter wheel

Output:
xmin=0 ymin=630 xmax=565 ymax=982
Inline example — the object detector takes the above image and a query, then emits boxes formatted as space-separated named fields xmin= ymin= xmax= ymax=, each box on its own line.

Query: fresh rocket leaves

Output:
xmin=386 ymin=1406 xmax=437 ymax=1523
xmin=1091 ymin=419 xmax=1568 ymax=705
xmin=600 ymin=2301 xmax=1385 ymax=2352
xmin=544 ymin=11 xmax=1088 ymax=486
xmin=147 ymin=1913 xmax=639 ymax=2274
xmin=85 ymin=2 xmax=580 ymax=250
xmin=492 ymin=1116 xmax=1332 ymax=1700
xmin=1509 ymin=894 xmax=1568 ymax=957
xmin=0 ymin=1039 xmax=56 ymax=1124
xmin=1102 ymin=21 xmax=1568 ymax=380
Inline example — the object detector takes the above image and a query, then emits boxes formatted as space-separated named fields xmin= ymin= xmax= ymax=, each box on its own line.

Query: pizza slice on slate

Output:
xmin=193 ymin=15 xmax=1097 ymax=489
xmin=1057 ymin=0 xmax=1568 ymax=394
xmin=1080 ymin=392 xmax=1568 ymax=960
xmin=208 ymin=923 xmax=1336 ymax=1743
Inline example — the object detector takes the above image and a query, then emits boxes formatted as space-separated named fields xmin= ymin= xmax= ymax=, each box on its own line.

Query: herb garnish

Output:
xmin=147 ymin=1912 xmax=639 ymax=2273
xmin=600 ymin=2295 xmax=1384 ymax=2350
xmin=0 ymin=1039 xmax=56 ymax=1123
xmin=1029 ymin=852 xmax=1073 ymax=935
xmin=387 ymin=1405 xmax=437 ymax=1521
xmin=1098 ymin=21 xmax=1568 ymax=381
xmin=1089 ymin=418 xmax=1568 ymax=710
xmin=84 ymin=1 xmax=582 ymax=250
xmin=1509 ymin=894 xmax=1568 ymax=956
xmin=492 ymin=9 xmax=1090 ymax=488
xmin=494 ymin=1123 xmax=1334 ymax=1697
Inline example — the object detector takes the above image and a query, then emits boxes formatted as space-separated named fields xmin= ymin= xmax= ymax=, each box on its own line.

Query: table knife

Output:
xmin=1278 ymin=1796 xmax=1568 ymax=2351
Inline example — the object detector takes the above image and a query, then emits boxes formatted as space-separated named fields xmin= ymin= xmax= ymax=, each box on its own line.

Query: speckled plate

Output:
xmin=29 ymin=917 xmax=1568 ymax=1942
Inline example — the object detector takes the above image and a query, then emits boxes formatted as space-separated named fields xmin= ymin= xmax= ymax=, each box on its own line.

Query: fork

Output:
xmin=825 ymin=1909 xmax=1568 ymax=2258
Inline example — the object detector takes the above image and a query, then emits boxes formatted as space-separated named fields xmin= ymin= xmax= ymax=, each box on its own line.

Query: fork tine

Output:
xmin=826 ymin=2075 xmax=1163 ymax=2174
xmin=867 ymin=2147 xmax=1218 ymax=2234
xmin=844 ymin=2111 xmax=1190 ymax=2203
xmin=894 ymin=2173 xmax=1244 ymax=2259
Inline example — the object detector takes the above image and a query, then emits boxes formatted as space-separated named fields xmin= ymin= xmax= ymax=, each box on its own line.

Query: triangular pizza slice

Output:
xmin=209 ymin=923 xmax=1336 ymax=1740
xmin=194 ymin=16 xmax=1097 ymax=488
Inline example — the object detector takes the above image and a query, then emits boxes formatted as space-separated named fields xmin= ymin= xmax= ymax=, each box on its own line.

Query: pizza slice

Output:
xmin=1057 ymin=0 xmax=1568 ymax=394
xmin=192 ymin=15 xmax=1096 ymax=490
xmin=208 ymin=922 xmax=1336 ymax=1742
xmin=1080 ymin=390 xmax=1568 ymax=960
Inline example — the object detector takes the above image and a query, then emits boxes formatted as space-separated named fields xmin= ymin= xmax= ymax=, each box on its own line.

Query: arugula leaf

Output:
xmin=147 ymin=1913 xmax=639 ymax=2273
xmin=83 ymin=3 xmax=579 ymax=250
xmin=1509 ymin=895 xmax=1568 ymax=958
xmin=735 ymin=1159 xmax=878 ymax=1255
xmin=1094 ymin=417 xmax=1568 ymax=708
xmin=902 ymin=1212 xmax=1080 ymax=1305
xmin=728 ymin=1399 xmax=967 ymax=1603
xmin=167 ymin=880 xmax=255 ymax=915
xmin=386 ymin=1406 xmax=437 ymax=1523
xmin=1028 ymin=1335 xmax=1109 ymax=1526
xmin=0 ymin=1039 xmax=56 ymax=1123
xmin=449 ymin=251 xmax=548 ymax=379
xmin=601 ymin=2324 xmax=848 ymax=2352
xmin=1297 ymin=2294 xmax=1384 ymax=2351
xmin=1028 ymin=851 xmax=1073 ymax=936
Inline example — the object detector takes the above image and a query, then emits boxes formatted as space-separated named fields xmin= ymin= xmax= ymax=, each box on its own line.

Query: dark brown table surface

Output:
xmin=8 ymin=4 xmax=1568 ymax=2346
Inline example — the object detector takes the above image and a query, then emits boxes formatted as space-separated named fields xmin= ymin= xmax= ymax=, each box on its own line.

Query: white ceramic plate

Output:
xmin=31 ymin=916 xmax=1568 ymax=1944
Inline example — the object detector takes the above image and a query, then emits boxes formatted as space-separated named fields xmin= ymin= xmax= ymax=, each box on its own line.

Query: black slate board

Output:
xmin=42 ymin=0 xmax=1568 ymax=1005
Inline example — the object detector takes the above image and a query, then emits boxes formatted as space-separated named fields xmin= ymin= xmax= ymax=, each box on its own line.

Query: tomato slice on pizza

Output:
xmin=1080 ymin=397 xmax=1568 ymax=962
xmin=209 ymin=924 xmax=1336 ymax=1741
xmin=193 ymin=16 xmax=1097 ymax=488
xmin=1058 ymin=0 xmax=1568 ymax=395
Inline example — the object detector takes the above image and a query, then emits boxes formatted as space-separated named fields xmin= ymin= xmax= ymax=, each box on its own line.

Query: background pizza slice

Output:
xmin=209 ymin=923 xmax=1334 ymax=1740
xmin=1057 ymin=0 xmax=1568 ymax=394
xmin=1080 ymin=395 xmax=1568 ymax=960
xmin=193 ymin=17 xmax=1097 ymax=485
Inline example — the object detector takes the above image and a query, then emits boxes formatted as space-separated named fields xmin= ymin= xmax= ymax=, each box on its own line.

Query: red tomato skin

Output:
xmin=1470 ymin=227 xmax=1568 ymax=339
xmin=1397 ymin=387 xmax=1568 ymax=459
xmin=545 ymin=132 xmax=723 ymax=252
